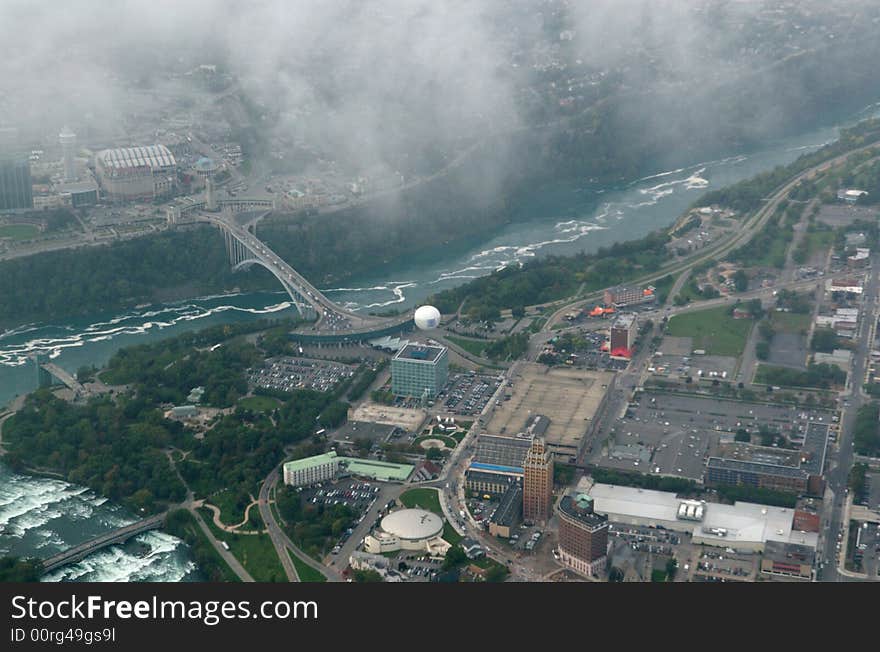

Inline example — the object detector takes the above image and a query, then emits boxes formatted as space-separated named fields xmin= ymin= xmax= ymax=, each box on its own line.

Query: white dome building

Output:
xmin=363 ymin=508 xmax=450 ymax=556
xmin=414 ymin=305 xmax=441 ymax=330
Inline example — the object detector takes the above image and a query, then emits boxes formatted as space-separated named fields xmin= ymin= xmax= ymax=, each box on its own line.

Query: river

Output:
xmin=1 ymin=101 xmax=878 ymax=581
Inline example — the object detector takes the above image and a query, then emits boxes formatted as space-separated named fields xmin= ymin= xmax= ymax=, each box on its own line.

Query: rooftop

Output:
xmin=762 ymin=540 xmax=816 ymax=565
xmin=97 ymin=145 xmax=176 ymax=171
xmin=706 ymin=456 xmax=809 ymax=479
xmin=380 ymin=508 xmax=443 ymax=541
xmin=468 ymin=462 xmax=524 ymax=476
xmin=283 ymin=451 xmax=338 ymax=474
xmin=589 ymin=483 xmax=818 ymax=549
xmin=393 ymin=343 xmax=446 ymax=363
xmin=490 ymin=482 xmax=523 ymax=527
xmin=338 ymin=456 xmax=413 ymax=482
xmin=558 ymin=494 xmax=609 ymax=530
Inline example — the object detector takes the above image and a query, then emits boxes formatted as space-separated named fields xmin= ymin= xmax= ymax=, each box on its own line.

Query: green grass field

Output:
xmin=237 ymin=395 xmax=281 ymax=412
xmin=445 ymin=335 xmax=488 ymax=357
xmin=0 ymin=224 xmax=40 ymax=241
xmin=399 ymin=488 xmax=442 ymax=513
xmin=769 ymin=310 xmax=811 ymax=334
xmin=667 ymin=306 xmax=754 ymax=357
xmin=288 ymin=549 xmax=327 ymax=582
xmin=197 ymin=507 xmax=286 ymax=581
xmin=208 ymin=488 xmax=249 ymax=526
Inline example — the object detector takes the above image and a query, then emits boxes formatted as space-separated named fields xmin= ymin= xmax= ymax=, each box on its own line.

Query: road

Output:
xmin=540 ymin=141 xmax=880 ymax=333
xmin=816 ymin=254 xmax=880 ymax=581
xmin=258 ymin=466 xmax=344 ymax=582
xmin=258 ymin=467 xmax=300 ymax=581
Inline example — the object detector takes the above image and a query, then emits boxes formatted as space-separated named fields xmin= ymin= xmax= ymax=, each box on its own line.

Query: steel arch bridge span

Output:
xmin=201 ymin=211 xmax=386 ymax=333
xmin=221 ymin=226 xmax=316 ymax=317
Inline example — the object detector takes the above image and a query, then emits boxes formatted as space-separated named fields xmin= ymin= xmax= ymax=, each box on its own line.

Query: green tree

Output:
xmin=443 ymin=545 xmax=468 ymax=570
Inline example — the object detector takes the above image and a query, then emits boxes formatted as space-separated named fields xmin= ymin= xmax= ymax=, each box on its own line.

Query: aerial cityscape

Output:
xmin=3 ymin=0 xmax=880 ymax=587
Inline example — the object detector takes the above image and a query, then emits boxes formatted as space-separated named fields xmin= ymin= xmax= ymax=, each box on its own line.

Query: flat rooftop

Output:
xmin=283 ymin=451 xmax=338 ymax=474
xmin=707 ymin=456 xmax=809 ymax=479
xmin=393 ymin=344 xmax=445 ymax=363
xmin=587 ymin=482 xmax=818 ymax=549
xmin=337 ymin=457 xmax=413 ymax=482
xmin=484 ymin=363 xmax=613 ymax=458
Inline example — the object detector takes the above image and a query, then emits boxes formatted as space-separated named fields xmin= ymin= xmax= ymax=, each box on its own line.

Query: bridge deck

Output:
xmin=199 ymin=212 xmax=412 ymax=334
xmin=40 ymin=513 xmax=166 ymax=574
xmin=40 ymin=362 xmax=87 ymax=395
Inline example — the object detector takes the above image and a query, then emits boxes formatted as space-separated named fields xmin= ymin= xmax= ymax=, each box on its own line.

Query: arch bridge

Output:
xmin=198 ymin=211 xmax=403 ymax=334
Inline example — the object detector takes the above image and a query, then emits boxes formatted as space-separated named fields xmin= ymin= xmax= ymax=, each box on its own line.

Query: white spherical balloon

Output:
xmin=414 ymin=305 xmax=441 ymax=330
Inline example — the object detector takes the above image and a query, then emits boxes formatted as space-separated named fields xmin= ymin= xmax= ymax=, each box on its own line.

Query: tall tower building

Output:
xmin=557 ymin=493 xmax=609 ymax=577
xmin=0 ymin=156 xmax=33 ymax=211
xmin=59 ymin=127 xmax=77 ymax=182
xmin=193 ymin=156 xmax=219 ymax=211
xmin=522 ymin=437 xmax=553 ymax=524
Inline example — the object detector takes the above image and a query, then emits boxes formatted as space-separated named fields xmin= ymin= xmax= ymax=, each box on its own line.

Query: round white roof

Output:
xmin=380 ymin=508 xmax=443 ymax=541
xmin=414 ymin=305 xmax=441 ymax=330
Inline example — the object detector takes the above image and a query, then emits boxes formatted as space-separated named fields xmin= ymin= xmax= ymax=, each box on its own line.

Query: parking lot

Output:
xmin=440 ymin=372 xmax=503 ymax=416
xmin=249 ymin=356 xmax=355 ymax=393
xmin=690 ymin=547 xmax=757 ymax=581
xmin=299 ymin=480 xmax=381 ymax=556
xmin=596 ymin=391 xmax=835 ymax=479
xmin=650 ymin=337 xmax=738 ymax=382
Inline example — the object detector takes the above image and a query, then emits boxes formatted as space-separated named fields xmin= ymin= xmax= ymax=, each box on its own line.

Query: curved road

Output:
xmin=259 ymin=465 xmax=344 ymax=583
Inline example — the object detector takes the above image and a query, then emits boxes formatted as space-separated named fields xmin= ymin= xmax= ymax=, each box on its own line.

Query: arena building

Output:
xmin=363 ymin=508 xmax=450 ymax=556
xmin=95 ymin=145 xmax=177 ymax=201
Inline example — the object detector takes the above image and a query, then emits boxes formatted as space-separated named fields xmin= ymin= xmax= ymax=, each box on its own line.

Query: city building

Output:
xmin=837 ymin=188 xmax=869 ymax=204
xmin=59 ymin=127 xmax=77 ymax=182
xmin=390 ymin=343 xmax=448 ymax=398
xmin=0 ymin=156 xmax=33 ymax=211
xmin=166 ymin=405 xmax=199 ymax=419
xmin=587 ymin=482 xmax=818 ymax=552
xmin=363 ymin=508 xmax=450 ymax=556
xmin=603 ymin=285 xmax=655 ymax=308
xmin=848 ymin=247 xmax=870 ymax=268
xmin=282 ymin=451 xmax=340 ymax=487
xmin=557 ymin=493 xmax=610 ymax=578
xmin=193 ymin=156 xmax=219 ymax=211
xmin=465 ymin=464 xmax=524 ymax=496
xmin=826 ymin=277 xmax=863 ymax=295
xmin=522 ymin=437 xmax=553 ymax=524
xmin=609 ymin=313 xmax=638 ymax=358
xmin=488 ymin=481 xmax=522 ymax=538
xmin=760 ymin=541 xmax=815 ymax=580
xmin=461 ymin=538 xmax=484 ymax=559
xmin=57 ymin=177 xmax=99 ymax=208
xmin=473 ymin=432 xmax=532 ymax=467
xmin=705 ymin=457 xmax=810 ymax=494
xmin=337 ymin=457 xmax=414 ymax=483
xmin=95 ymin=145 xmax=177 ymax=201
